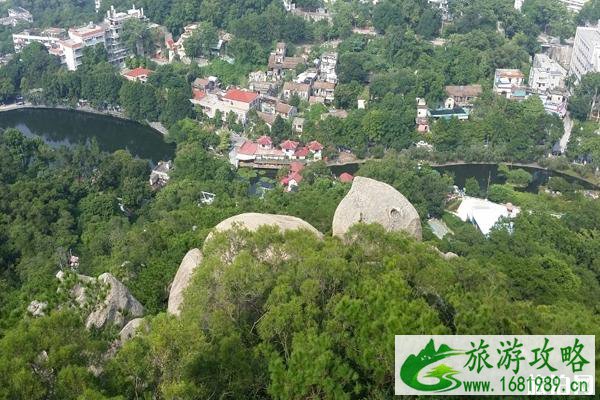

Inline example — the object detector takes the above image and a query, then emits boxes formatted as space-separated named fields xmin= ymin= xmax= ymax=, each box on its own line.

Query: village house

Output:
xmin=191 ymin=88 xmax=259 ymax=124
xmin=192 ymin=76 xmax=219 ymax=92
xmin=260 ymin=96 xmax=297 ymax=119
xmin=493 ymin=69 xmax=527 ymax=101
xmin=444 ymin=85 xmax=482 ymax=108
xmin=248 ymin=71 xmax=278 ymax=96
xmin=280 ymin=139 xmax=299 ymax=158
xmin=293 ymin=117 xmax=305 ymax=133
xmin=338 ymin=172 xmax=354 ymax=183
xmin=416 ymin=98 xmax=429 ymax=133
xmin=280 ymin=161 xmax=305 ymax=192
xmin=149 ymin=160 xmax=173 ymax=189
xmin=319 ymin=52 xmax=338 ymax=83
xmin=312 ymin=81 xmax=335 ymax=104
xmin=307 ymin=140 xmax=323 ymax=159
xmin=529 ymin=53 xmax=567 ymax=94
xmin=122 ymin=67 xmax=153 ymax=83
xmin=283 ymin=81 xmax=311 ymax=100
xmin=268 ymin=42 xmax=305 ymax=78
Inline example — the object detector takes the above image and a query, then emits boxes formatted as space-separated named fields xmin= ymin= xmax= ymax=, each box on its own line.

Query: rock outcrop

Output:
xmin=208 ymin=213 xmax=323 ymax=241
xmin=57 ymin=270 xmax=144 ymax=330
xmin=167 ymin=249 xmax=203 ymax=316
xmin=119 ymin=317 xmax=147 ymax=342
xmin=86 ymin=273 xmax=145 ymax=330
xmin=27 ymin=300 xmax=47 ymax=317
xmin=332 ymin=176 xmax=422 ymax=240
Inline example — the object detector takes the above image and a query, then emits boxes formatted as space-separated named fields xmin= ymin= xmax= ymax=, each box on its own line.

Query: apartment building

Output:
xmin=569 ymin=25 xmax=600 ymax=83
xmin=12 ymin=5 xmax=145 ymax=71
xmin=529 ymin=53 xmax=567 ymax=93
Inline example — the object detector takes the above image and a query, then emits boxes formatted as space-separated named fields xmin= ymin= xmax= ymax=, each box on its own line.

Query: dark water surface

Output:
xmin=0 ymin=108 xmax=175 ymax=163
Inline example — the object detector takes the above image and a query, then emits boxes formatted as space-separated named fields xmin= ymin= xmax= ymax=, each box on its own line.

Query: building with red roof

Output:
xmin=257 ymin=135 xmax=273 ymax=149
xmin=224 ymin=88 xmax=259 ymax=104
xmin=191 ymin=89 xmax=206 ymax=102
xmin=193 ymin=88 xmax=260 ymax=124
xmin=307 ymin=140 xmax=323 ymax=159
xmin=339 ymin=172 xmax=354 ymax=183
xmin=280 ymin=139 xmax=299 ymax=158
xmin=294 ymin=146 xmax=310 ymax=159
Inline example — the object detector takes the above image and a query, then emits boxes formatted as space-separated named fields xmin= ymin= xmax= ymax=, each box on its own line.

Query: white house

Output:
xmin=456 ymin=196 xmax=520 ymax=236
xmin=529 ymin=53 xmax=567 ymax=94
xmin=493 ymin=69 xmax=527 ymax=100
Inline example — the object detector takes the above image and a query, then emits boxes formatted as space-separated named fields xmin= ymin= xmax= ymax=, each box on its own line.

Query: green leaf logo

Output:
xmin=400 ymin=339 xmax=464 ymax=392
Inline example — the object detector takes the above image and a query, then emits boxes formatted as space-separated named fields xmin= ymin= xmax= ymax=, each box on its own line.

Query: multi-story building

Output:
xmin=444 ymin=84 xmax=482 ymax=108
xmin=191 ymin=88 xmax=260 ymax=124
xmin=529 ymin=53 xmax=567 ymax=94
xmin=12 ymin=27 xmax=66 ymax=52
xmin=12 ymin=5 xmax=144 ymax=71
xmin=319 ymin=52 xmax=337 ymax=83
xmin=569 ymin=25 xmax=600 ymax=83
xmin=493 ymin=69 xmax=527 ymax=100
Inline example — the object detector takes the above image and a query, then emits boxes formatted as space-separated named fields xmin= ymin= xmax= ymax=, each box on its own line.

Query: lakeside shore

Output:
xmin=0 ymin=103 xmax=168 ymax=136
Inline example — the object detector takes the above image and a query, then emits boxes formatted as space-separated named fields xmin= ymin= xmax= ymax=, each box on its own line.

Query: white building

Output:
xmin=191 ymin=88 xmax=259 ymax=124
xmin=456 ymin=196 xmax=520 ymax=236
xmin=319 ymin=52 xmax=338 ymax=83
xmin=529 ymin=53 xmax=567 ymax=94
xmin=12 ymin=5 xmax=144 ymax=71
xmin=493 ymin=69 xmax=527 ymax=100
xmin=559 ymin=0 xmax=589 ymax=12
xmin=569 ymin=25 xmax=600 ymax=83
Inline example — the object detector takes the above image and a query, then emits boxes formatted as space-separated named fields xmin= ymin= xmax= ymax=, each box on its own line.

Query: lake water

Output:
xmin=0 ymin=108 xmax=175 ymax=163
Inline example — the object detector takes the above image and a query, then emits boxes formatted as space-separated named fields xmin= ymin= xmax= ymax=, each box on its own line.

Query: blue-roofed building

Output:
xmin=429 ymin=106 xmax=469 ymax=120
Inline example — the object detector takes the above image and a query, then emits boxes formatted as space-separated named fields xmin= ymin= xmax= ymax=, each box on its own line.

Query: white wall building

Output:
xmin=569 ymin=25 xmax=600 ymax=83
xmin=12 ymin=5 xmax=144 ymax=71
xmin=529 ymin=53 xmax=567 ymax=93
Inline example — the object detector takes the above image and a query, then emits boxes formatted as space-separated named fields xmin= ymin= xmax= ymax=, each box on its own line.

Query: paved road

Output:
xmin=559 ymin=112 xmax=573 ymax=153
xmin=228 ymin=132 xmax=244 ymax=167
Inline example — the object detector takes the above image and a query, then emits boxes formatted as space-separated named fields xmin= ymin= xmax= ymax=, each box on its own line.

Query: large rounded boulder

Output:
xmin=332 ymin=176 xmax=422 ymax=240
xmin=86 ymin=273 xmax=145 ymax=330
xmin=167 ymin=248 xmax=203 ymax=316
xmin=207 ymin=213 xmax=323 ymax=241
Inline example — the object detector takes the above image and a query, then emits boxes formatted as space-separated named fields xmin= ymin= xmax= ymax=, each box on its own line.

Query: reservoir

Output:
xmin=0 ymin=108 xmax=175 ymax=163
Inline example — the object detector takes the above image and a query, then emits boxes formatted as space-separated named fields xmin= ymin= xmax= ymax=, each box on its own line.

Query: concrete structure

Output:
xmin=319 ymin=52 xmax=338 ymax=83
xmin=312 ymin=81 xmax=335 ymax=103
xmin=529 ymin=53 xmax=567 ymax=94
xmin=191 ymin=88 xmax=259 ymax=124
xmin=416 ymin=98 xmax=429 ymax=132
xmin=12 ymin=5 xmax=144 ymax=71
xmin=570 ymin=25 xmax=600 ymax=83
xmin=268 ymin=42 xmax=305 ymax=78
xmin=456 ymin=196 xmax=520 ymax=236
xmin=283 ymin=81 xmax=311 ymax=100
xmin=493 ymin=69 xmax=527 ymax=100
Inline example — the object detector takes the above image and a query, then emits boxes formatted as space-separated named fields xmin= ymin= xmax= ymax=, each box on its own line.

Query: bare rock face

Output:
xmin=167 ymin=249 xmax=203 ymax=316
xmin=209 ymin=213 xmax=323 ymax=239
xmin=85 ymin=273 xmax=144 ymax=330
xmin=332 ymin=176 xmax=422 ymax=240
xmin=119 ymin=317 xmax=147 ymax=342
xmin=27 ymin=300 xmax=48 ymax=317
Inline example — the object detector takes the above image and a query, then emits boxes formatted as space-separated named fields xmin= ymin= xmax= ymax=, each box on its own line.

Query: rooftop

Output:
xmin=224 ymin=88 xmax=259 ymax=103
xmin=445 ymin=84 xmax=483 ymax=98
xmin=124 ymin=67 xmax=153 ymax=78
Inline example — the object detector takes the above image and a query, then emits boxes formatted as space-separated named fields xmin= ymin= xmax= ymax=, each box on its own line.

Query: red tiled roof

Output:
xmin=339 ymin=172 xmax=354 ymax=183
xmin=125 ymin=67 xmax=153 ymax=78
xmin=280 ymin=139 xmax=299 ymax=150
xmin=238 ymin=141 xmax=258 ymax=155
xmin=192 ymin=89 xmax=205 ymax=100
xmin=257 ymin=135 xmax=272 ymax=146
xmin=290 ymin=171 xmax=303 ymax=183
xmin=294 ymin=147 xmax=309 ymax=157
xmin=307 ymin=140 xmax=323 ymax=151
xmin=290 ymin=161 xmax=304 ymax=172
xmin=224 ymin=89 xmax=259 ymax=103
